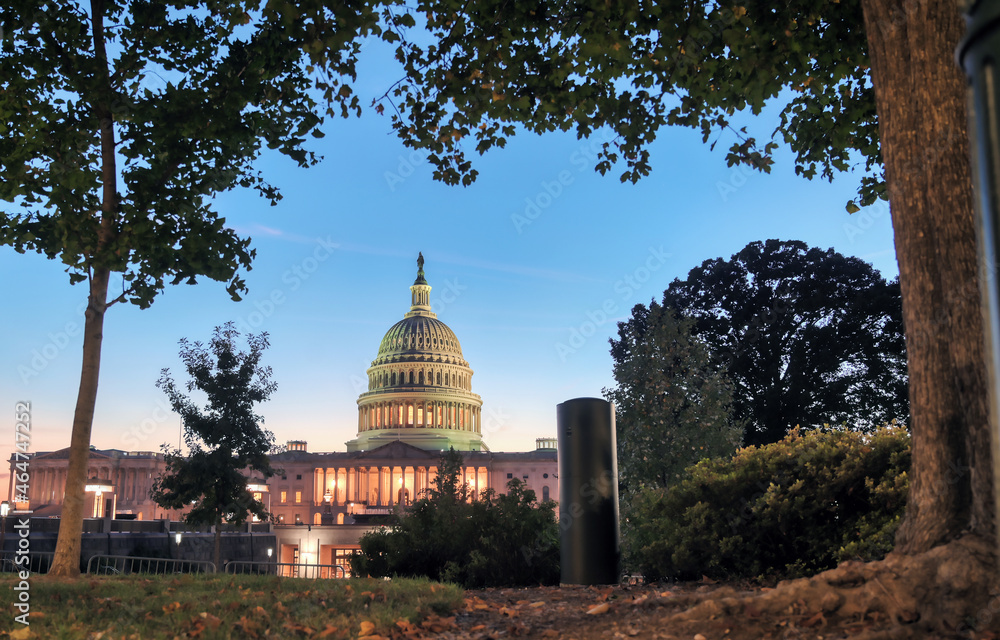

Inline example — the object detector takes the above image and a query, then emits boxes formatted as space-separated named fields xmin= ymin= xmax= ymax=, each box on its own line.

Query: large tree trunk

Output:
xmin=48 ymin=269 xmax=110 ymax=577
xmin=859 ymin=0 xmax=995 ymax=552
xmin=49 ymin=0 xmax=117 ymax=578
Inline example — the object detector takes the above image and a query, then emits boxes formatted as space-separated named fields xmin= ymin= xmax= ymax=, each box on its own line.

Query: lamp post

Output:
xmin=324 ymin=489 xmax=332 ymax=517
xmin=174 ymin=531 xmax=182 ymax=561
xmin=1 ymin=500 xmax=9 ymax=565
xmin=267 ymin=547 xmax=274 ymax=575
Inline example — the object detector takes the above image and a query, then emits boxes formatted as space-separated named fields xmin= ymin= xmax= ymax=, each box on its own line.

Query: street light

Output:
xmin=1 ymin=500 xmax=9 ymax=564
xmin=267 ymin=547 xmax=274 ymax=575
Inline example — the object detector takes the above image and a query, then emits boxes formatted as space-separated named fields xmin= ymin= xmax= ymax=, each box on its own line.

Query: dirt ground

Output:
xmin=414 ymin=581 xmax=999 ymax=640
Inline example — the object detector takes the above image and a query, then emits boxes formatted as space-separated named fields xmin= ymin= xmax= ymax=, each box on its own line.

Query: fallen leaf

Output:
xmin=541 ymin=630 xmax=560 ymax=638
xmin=700 ymin=575 xmax=717 ymax=584
xmin=162 ymin=601 xmax=182 ymax=614
xmin=395 ymin=619 xmax=417 ymax=633
xmin=529 ymin=601 xmax=546 ymax=608
xmin=359 ymin=620 xmax=376 ymax=636
xmin=317 ymin=624 xmax=339 ymax=638
xmin=199 ymin=613 xmax=222 ymax=630
xmin=283 ymin=621 xmax=316 ymax=635
xmin=586 ymin=602 xmax=610 ymax=615
xmin=421 ymin=615 xmax=457 ymax=632
xmin=9 ymin=627 xmax=31 ymax=640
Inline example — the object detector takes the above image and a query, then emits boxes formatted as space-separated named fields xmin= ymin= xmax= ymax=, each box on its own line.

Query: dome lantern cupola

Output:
xmin=406 ymin=252 xmax=433 ymax=317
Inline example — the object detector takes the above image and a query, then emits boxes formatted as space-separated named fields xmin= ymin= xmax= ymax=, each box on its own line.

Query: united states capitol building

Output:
xmin=11 ymin=256 xmax=558 ymax=569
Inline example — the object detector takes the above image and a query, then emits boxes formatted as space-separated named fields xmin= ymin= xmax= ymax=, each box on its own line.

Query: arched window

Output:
xmin=445 ymin=373 xmax=449 ymax=386
xmin=419 ymin=370 xmax=425 ymax=384
xmin=313 ymin=512 xmax=322 ymax=525
xmin=391 ymin=372 xmax=396 ymax=385
xmin=436 ymin=371 xmax=441 ymax=385
xmin=409 ymin=371 xmax=414 ymax=384
xmin=337 ymin=513 xmax=345 ymax=525
xmin=542 ymin=486 xmax=550 ymax=501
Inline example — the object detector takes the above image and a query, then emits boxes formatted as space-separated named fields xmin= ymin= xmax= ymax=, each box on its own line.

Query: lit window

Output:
xmin=280 ymin=491 xmax=287 ymax=503
xmin=295 ymin=491 xmax=302 ymax=504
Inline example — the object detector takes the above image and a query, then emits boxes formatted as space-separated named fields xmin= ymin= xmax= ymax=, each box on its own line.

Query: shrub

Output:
xmin=350 ymin=449 xmax=559 ymax=588
xmin=626 ymin=425 xmax=909 ymax=582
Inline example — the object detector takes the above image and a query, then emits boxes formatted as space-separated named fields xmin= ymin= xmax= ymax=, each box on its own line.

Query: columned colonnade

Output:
xmin=313 ymin=465 xmax=490 ymax=507
xmin=19 ymin=462 xmax=163 ymax=507
xmin=358 ymin=400 xmax=481 ymax=432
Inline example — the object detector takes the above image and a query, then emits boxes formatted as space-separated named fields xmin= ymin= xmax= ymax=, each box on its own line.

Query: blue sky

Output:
xmin=0 ymin=40 xmax=898 ymax=480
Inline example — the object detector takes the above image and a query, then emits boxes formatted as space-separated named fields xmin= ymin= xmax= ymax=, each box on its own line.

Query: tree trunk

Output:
xmin=214 ymin=520 xmax=222 ymax=571
xmin=48 ymin=268 xmax=110 ymax=577
xmin=48 ymin=0 xmax=117 ymax=578
xmin=860 ymin=0 xmax=995 ymax=552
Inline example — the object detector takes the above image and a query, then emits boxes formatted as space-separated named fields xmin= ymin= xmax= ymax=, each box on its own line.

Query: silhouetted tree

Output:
xmin=616 ymin=239 xmax=907 ymax=447
xmin=151 ymin=323 xmax=277 ymax=569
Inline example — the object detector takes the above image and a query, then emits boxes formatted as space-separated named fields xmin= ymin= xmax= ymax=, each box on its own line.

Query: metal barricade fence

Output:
xmin=0 ymin=550 xmax=53 ymax=574
xmin=85 ymin=555 xmax=216 ymax=575
xmin=225 ymin=560 xmax=345 ymax=579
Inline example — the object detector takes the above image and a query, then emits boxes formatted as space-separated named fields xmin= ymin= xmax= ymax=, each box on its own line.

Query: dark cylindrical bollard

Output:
xmin=959 ymin=1 xmax=1000 ymax=552
xmin=557 ymin=397 xmax=620 ymax=585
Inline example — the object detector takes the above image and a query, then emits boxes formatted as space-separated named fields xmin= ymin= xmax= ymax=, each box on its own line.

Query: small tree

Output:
xmin=606 ymin=301 xmax=742 ymax=499
xmin=350 ymin=449 xmax=559 ymax=587
xmin=151 ymin=323 xmax=277 ymax=569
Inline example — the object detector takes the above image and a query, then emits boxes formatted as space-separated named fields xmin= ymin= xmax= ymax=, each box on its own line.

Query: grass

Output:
xmin=0 ymin=573 xmax=464 ymax=639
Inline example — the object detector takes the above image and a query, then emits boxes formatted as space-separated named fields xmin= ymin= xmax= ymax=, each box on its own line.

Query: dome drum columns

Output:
xmin=358 ymin=401 xmax=481 ymax=433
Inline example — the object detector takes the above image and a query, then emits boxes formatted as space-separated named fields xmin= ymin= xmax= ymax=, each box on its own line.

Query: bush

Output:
xmin=626 ymin=425 xmax=909 ymax=582
xmin=350 ymin=449 xmax=559 ymax=588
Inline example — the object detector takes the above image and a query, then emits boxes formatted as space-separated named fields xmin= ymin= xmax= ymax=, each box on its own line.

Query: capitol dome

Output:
xmin=346 ymin=254 xmax=485 ymax=452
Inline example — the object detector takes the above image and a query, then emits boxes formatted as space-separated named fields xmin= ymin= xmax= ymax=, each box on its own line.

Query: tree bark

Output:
xmin=48 ymin=269 xmax=110 ymax=577
xmin=860 ymin=0 xmax=995 ymax=552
